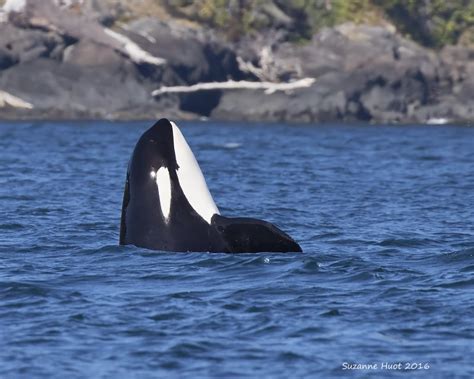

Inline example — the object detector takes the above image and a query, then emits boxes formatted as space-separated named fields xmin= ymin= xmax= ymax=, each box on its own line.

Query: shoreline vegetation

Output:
xmin=0 ymin=0 xmax=473 ymax=124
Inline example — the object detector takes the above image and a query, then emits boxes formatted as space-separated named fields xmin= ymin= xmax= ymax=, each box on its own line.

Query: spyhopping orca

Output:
xmin=119 ymin=119 xmax=302 ymax=253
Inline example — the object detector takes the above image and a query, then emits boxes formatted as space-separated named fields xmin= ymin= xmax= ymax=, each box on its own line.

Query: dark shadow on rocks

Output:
xmin=179 ymin=90 xmax=222 ymax=117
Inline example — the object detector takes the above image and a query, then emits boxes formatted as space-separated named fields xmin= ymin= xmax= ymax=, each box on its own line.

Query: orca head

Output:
xmin=127 ymin=118 xmax=219 ymax=225
xmin=129 ymin=118 xmax=177 ymax=182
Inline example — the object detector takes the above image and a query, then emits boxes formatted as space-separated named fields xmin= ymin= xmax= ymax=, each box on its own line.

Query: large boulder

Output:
xmin=63 ymin=39 xmax=125 ymax=68
xmin=124 ymin=17 xmax=246 ymax=84
xmin=0 ymin=22 xmax=66 ymax=64
xmin=0 ymin=57 xmax=164 ymax=118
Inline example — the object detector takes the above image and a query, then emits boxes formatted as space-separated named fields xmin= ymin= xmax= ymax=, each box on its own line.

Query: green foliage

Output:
xmin=165 ymin=0 xmax=251 ymax=39
xmin=373 ymin=0 xmax=474 ymax=47
xmin=164 ymin=0 xmax=473 ymax=47
xmin=164 ymin=0 xmax=377 ymax=40
xmin=288 ymin=0 xmax=376 ymax=33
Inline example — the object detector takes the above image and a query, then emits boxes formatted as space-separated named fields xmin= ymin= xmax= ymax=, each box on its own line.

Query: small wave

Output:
xmin=289 ymin=326 xmax=326 ymax=338
xmin=417 ymin=155 xmax=444 ymax=161
xmin=140 ymin=273 xmax=184 ymax=280
xmin=277 ymin=351 xmax=308 ymax=362
xmin=0 ymin=281 xmax=51 ymax=299
xmin=437 ymin=248 xmax=474 ymax=264
xmin=345 ymin=271 xmax=376 ymax=281
xmin=245 ymin=305 xmax=272 ymax=313
xmin=222 ymin=302 xmax=245 ymax=311
xmin=327 ymin=256 xmax=368 ymax=270
xmin=69 ymin=313 xmax=86 ymax=321
xmin=329 ymin=238 xmax=378 ymax=246
xmin=320 ymin=309 xmax=341 ymax=317
xmin=223 ymin=142 xmax=242 ymax=149
xmin=241 ymin=323 xmax=281 ymax=337
xmin=300 ymin=257 xmax=320 ymax=271
xmin=76 ymin=222 xmax=114 ymax=230
xmin=380 ymin=327 xmax=418 ymax=338
xmin=287 ymin=256 xmax=320 ymax=275
xmin=169 ymin=291 xmax=209 ymax=300
xmin=0 ymin=195 xmax=35 ymax=201
xmin=29 ymin=207 xmax=65 ymax=216
xmin=460 ymin=265 xmax=474 ymax=273
xmin=0 ymin=223 xmax=26 ymax=230
xmin=436 ymin=278 xmax=474 ymax=289
xmin=192 ymin=256 xmax=233 ymax=268
xmin=378 ymin=237 xmax=437 ymax=248
xmin=12 ymin=337 xmax=55 ymax=347
xmin=149 ymin=311 xmax=186 ymax=321
xmin=213 ymin=255 xmax=276 ymax=272
xmin=74 ymin=245 xmax=124 ymax=257
xmin=168 ymin=341 xmax=224 ymax=358
xmin=312 ymin=231 xmax=344 ymax=239
xmin=376 ymin=248 xmax=400 ymax=256
xmin=378 ymin=286 xmax=409 ymax=297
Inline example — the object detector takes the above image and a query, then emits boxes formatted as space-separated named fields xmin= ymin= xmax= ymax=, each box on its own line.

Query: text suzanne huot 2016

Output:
xmin=342 ymin=362 xmax=430 ymax=370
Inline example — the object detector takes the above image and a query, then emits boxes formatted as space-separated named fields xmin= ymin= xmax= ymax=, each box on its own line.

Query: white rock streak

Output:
xmin=104 ymin=28 xmax=166 ymax=66
xmin=0 ymin=90 xmax=34 ymax=109
xmin=2 ymin=0 xmax=26 ymax=13
xmin=53 ymin=0 xmax=84 ymax=8
xmin=152 ymin=78 xmax=315 ymax=97
xmin=1 ymin=0 xmax=25 ymax=21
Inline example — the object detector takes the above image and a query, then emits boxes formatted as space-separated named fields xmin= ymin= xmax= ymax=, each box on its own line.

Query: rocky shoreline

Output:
xmin=0 ymin=0 xmax=473 ymax=124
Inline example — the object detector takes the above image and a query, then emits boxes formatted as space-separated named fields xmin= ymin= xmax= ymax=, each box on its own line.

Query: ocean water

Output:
xmin=0 ymin=121 xmax=473 ymax=378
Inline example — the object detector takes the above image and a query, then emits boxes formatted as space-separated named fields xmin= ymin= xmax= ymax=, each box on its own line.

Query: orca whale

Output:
xmin=119 ymin=118 xmax=302 ymax=253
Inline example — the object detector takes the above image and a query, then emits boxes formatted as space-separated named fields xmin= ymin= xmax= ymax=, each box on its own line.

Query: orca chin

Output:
xmin=119 ymin=118 xmax=302 ymax=253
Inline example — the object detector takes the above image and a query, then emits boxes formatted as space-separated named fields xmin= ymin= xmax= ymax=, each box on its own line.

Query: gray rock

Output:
xmin=125 ymin=17 xmax=245 ymax=84
xmin=0 ymin=47 xmax=17 ymax=70
xmin=0 ymin=58 xmax=158 ymax=118
xmin=0 ymin=22 xmax=66 ymax=63
xmin=63 ymin=40 xmax=124 ymax=68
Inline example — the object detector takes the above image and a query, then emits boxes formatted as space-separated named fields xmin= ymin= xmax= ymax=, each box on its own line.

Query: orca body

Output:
xmin=119 ymin=119 xmax=302 ymax=253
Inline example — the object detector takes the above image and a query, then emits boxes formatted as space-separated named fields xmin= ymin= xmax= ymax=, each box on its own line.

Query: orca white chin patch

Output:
xmin=171 ymin=121 xmax=219 ymax=224
xmin=155 ymin=167 xmax=171 ymax=221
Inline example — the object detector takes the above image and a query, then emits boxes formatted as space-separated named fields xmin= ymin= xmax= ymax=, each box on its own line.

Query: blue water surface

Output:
xmin=0 ymin=121 xmax=473 ymax=378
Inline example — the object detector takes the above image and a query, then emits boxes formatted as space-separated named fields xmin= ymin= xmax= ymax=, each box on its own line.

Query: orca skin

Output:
xmin=119 ymin=119 xmax=302 ymax=253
